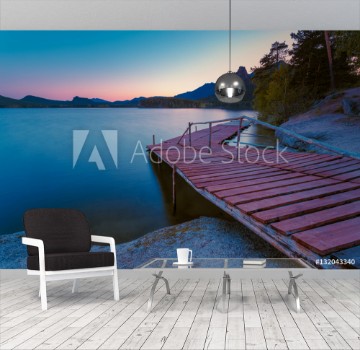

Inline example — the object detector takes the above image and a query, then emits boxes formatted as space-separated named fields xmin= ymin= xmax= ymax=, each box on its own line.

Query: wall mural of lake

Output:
xmin=1 ymin=30 xmax=359 ymax=269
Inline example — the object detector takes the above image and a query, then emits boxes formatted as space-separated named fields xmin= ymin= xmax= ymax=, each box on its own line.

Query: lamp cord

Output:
xmin=229 ymin=0 xmax=231 ymax=72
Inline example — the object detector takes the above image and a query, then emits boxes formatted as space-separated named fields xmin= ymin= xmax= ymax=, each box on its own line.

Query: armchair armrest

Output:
xmin=91 ymin=235 xmax=116 ymax=254
xmin=22 ymin=237 xmax=45 ymax=272
xmin=22 ymin=236 xmax=44 ymax=249
xmin=91 ymin=235 xmax=117 ymax=268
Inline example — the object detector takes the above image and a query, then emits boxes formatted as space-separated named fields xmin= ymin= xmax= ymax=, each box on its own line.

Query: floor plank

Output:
xmin=182 ymin=279 xmax=220 ymax=349
xmin=1 ymin=277 xmax=359 ymax=350
xmin=252 ymin=280 xmax=287 ymax=350
xmin=276 ymin=279 xmax=352 ymax=350
xmin=98 ymin=279 xmax=181 ymax=350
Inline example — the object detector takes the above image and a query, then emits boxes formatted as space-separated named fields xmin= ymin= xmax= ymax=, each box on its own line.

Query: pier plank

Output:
xmin=225 ymin=178 xmax=340 ymax=205
xmin=292 ymin=217 xmax=360 ymax=255
xmin=187 ymin=166 xmax=261 ymax=180
xmin=215 ymin=175 xmax=319 ymax=198
xmin=237 ymin=182 xmax=360 ymax=214
xmin=186 ymin=163 xmax=264 ymax=178
xmin=191 ymin=168 xmax=283 ymax=187
xmin=315 ymin=163 xmax=360 ymax=177
xmin=271 ymin=201 xmax=360 ymax=235
xmin=301 ymin=159 xmax=360 ymax=175
xmin=334 ymin=169 xmax=360 ymax=182
xmin=272 ymin=154 xmax=341 ymax=170
xmin=196 ymin=170 xmax=289 ymax=189
xmin=205 ymin=171 xmax=300 ymax=192
xmin=253 ymin=188 xmax=360 ymax=224
xmin=348 ymin=176 xmax=360 ymax=184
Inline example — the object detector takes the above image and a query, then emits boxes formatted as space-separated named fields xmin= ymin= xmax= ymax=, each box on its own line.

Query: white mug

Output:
xmin=177 ymin=248 xmax=192 ymax=264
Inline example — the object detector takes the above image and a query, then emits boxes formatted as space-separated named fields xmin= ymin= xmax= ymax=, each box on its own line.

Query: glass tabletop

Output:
xmin=137 ymin=258 xmax=310 ymax=269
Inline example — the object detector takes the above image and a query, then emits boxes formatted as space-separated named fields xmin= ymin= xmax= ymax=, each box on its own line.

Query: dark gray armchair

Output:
xmin=22 ymin=208 xmax=119 ymax=310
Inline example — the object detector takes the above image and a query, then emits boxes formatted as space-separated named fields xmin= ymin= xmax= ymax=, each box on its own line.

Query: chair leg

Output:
xmin=113 ymin=268 xmax=120 ymax=301
xmin=39 ymin=274 xmax=47 ymax=311
xmin=72 ymin=279 xmax=78 ymax=293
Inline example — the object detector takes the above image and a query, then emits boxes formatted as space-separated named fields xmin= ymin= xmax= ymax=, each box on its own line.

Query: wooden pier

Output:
xmin=148 ymin=119 xmax=360 ymax=267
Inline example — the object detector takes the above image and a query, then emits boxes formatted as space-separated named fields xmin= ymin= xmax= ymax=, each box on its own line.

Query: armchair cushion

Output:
xmin=27 ymin=252 xmax=114 ymax=271
xmin=24 ymin=208 xmax=91 ymax=256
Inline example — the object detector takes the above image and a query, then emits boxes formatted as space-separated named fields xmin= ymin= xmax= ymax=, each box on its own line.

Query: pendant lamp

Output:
xmin=215 ymin=0 xmax=246 ymax=103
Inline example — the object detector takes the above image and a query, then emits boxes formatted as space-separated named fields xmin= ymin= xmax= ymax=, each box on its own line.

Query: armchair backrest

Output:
xmin=24 ymin=208 xmax=91 ymax=256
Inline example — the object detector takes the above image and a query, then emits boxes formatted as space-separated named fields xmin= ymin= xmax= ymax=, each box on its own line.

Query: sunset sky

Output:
xmin=0 ymin=30 xmax=292 ymax=101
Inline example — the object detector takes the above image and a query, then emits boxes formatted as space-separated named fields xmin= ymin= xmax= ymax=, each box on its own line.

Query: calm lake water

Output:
xmin=0 ymin=108 xmax=274 ymax=242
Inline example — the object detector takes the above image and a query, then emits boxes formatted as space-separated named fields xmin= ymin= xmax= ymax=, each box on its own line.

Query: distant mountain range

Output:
xmin=174 ymin=82 xmax=216 ymax=100
xmin=0 ymin=66 xmax=254 ymax=109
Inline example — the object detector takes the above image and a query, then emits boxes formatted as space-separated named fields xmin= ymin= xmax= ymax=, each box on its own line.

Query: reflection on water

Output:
xmin=226 ymin=123 xmax=276 ymax=149
xmin=151 ymin=160 xmax=233 ymax=225
xmin=1 ymin=108 xmax=257 ymax=242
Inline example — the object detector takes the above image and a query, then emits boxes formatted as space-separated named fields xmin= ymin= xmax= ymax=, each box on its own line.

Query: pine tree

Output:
xmin=324 ymin=31 xmax=335 ymax=91
xmin=252 ymin=31 xmax=359 ymax=125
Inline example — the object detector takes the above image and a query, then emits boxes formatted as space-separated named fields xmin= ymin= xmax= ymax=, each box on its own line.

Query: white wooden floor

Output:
xmin=0 ymin=275 xmax=359 ymax=350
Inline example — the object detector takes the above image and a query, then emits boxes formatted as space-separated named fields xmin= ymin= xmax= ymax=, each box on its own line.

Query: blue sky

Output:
xmin=0 ymin=30 xmax=292 ymax=101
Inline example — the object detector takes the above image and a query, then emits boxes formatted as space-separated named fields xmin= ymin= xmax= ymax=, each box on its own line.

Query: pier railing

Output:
xmin=177 ymin=115 xmax=359 ymax=160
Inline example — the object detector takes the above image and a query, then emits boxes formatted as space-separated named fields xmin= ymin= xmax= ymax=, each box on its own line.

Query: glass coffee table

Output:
xmin=138 ymin=257 xmax=308 ymax=269
xmin=139 ymin=258 xmax=308 ymax=312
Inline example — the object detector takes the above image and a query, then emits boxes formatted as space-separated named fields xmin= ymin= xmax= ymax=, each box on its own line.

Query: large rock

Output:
xmin=275 ymin=129 xmax=328 ymax=152
xmin=276 ymin=87 xmax=360 ymax=157
xmin=342 ymin=98 xmax=360 ymax=117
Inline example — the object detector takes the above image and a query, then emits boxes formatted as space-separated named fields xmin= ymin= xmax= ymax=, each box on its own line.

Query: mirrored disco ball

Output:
xmin=215 ymin=72 xmax=246 ymax=103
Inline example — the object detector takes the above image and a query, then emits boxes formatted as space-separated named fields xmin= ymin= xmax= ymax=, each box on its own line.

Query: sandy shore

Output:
xmin=0 ymin=217 xmax=285 ymax=269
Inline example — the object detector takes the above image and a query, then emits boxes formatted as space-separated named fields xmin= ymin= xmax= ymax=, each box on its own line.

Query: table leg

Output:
xmin=220 ymin=271 xmax=231 ymax=313
xmin=288 ymin=271 xmax=302 ymax=313
xmin=227 ymin=274 xmax=231 ymax=295
xmin=147 ymin=271 xmax=170 ymax=313
xmin=222 ymin=271 xmax=231 ymax=295
xmin=222 ymin=272 xmax=227 ymax=295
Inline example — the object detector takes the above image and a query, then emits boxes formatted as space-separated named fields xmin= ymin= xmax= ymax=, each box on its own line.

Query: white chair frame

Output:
xmin=22 ymin=235 xmax=119 ymax=310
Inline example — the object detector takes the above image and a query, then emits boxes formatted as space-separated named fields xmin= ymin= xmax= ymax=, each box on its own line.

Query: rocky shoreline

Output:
xmin=0 ymin=217 xmax=285 ymax=269
xmin=276 ymin=87 xmax=360 ymax=157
